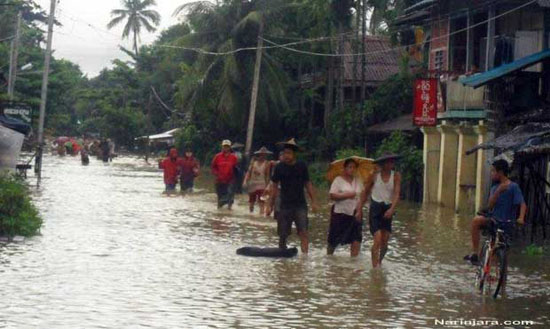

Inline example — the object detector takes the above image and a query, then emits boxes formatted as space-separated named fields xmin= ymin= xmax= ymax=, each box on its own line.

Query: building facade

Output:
xmin=396 ymin=0 xmax=550 ymax=213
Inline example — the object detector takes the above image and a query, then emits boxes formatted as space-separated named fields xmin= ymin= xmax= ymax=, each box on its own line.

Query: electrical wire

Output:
xmin=261 ymin=0 xmax=537 ymax=58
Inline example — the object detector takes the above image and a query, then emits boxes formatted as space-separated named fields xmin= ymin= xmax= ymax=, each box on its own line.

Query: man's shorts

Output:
xmin=277 ymin=207 xmax=308 ymax=238
xmin=369 ymin=200 xmax=393 ymax=236
xmin=181 ymin=179 xmax=194 ymax=191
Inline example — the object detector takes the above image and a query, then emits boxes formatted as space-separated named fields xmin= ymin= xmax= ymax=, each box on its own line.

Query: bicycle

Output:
xmin=474 ymin=217 xmax=512 ymax=299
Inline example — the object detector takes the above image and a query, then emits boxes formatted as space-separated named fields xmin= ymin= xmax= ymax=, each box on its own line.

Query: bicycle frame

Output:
xmin=477 ymin=219 xmax=510 ymax=298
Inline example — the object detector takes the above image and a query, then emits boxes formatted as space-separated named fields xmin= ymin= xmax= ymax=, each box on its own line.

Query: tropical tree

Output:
xmin=172 ymin=0 xmax=292 ymax=155
xmin=107 ymin=0 xmax=161 ymax=56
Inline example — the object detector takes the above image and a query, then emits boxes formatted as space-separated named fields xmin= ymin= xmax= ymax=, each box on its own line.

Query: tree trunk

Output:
xmin=310 ymin=62 xmax=317 ymax=130
xmin=324 ymin=57 xmax=334 ymax=131
xmin=299 ymin=60 xmax=306 ymax=114
xmin=352 ymin=1 xmax=360 ymax=106
xmin=360 ymin=0 xmax=367 ymax=109
xmin=145 ymin=93 xmax=153 ymax=163
xmin=338 ymin=23 xmax=345 ymax=112
xmin=245 ymin=19 xmax=264 ymax=160
xmin=133 ymin=30 xmax=139 ymax=57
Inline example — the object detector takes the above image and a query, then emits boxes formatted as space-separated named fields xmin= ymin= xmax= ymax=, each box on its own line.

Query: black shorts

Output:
xmin=328 ymin=207 xmax=363 ymax=248
xmin=369 ymin=200 xmax=393 ymax=236
xmin=277 ymin=207 xmax=308 ymax=238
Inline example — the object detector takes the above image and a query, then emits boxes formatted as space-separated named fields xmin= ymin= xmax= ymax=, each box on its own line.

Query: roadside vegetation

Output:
xmin=0 ymin=175 xmax=42 ymax=238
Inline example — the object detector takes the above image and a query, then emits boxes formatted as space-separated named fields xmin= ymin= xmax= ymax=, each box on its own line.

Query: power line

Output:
xmin=261 ymin=0 xmax=537 ymax=58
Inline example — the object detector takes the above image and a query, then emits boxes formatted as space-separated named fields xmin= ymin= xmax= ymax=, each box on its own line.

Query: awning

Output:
xmin=135 ymin=128 xmax=181 ymax=142
xmin=466 ymin=123 xmax=550 ymax=155
xmin=460 ymin=48 xmax=550 ymax=88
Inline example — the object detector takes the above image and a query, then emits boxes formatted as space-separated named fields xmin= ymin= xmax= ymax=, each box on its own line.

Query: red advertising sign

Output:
xmin=413 ymin=78 xmax=437 ymax=126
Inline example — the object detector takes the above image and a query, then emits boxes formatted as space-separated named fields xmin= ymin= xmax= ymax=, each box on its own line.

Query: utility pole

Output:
xmin=244 ymin=18 xmax=264 ymax=160
xmin=7 ymin=11 xmax=22 ymax=98
xmin=145 ymin=92 xmax=153 ymax=163
xmin=35 ymin=0 xmax=56 ymax=187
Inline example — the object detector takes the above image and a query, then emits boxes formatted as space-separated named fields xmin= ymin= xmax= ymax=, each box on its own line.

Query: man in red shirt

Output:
xmin=179 ymin=146 xmax=200 ymax=193
xmin=159 ymin=148 xmax=180 ymax=193
xmin=211 ymin=140 xmax=238 ymax=209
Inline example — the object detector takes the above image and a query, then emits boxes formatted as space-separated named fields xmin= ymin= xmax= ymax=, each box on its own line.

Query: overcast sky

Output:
xmin=35 ymin=0 xmax=198 ymax=77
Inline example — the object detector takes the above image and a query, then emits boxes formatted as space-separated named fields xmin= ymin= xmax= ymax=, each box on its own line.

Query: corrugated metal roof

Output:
xmin=466 ymin=123 xmax=550 ymax=155
xmin=460 ymin=48 xmax=550 ymax=88
xmin=343 ymin=36 xmax=401 ymax=86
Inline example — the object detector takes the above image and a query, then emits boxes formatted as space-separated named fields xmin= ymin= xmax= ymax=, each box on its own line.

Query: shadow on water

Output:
xmin=0 ymin=154 xmax=548 ymax=328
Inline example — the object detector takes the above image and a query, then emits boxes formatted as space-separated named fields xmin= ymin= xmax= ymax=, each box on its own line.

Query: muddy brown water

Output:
xmin=1 ymin=155 xmax=549 ymax=328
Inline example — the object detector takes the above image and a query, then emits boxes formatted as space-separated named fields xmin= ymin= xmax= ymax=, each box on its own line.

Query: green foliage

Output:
xmin=375 ymin=131 xmax=422 ymax=183
xmin=174 ymin=122 xmax=217 ymax=163
xmin=525 ymin=244 xmax=544 ymax=256
xmin=363 ymin=71 xmax=414 ymax=127
xmin=0 ymin=175 xmax=42 ymax=237
xmin=308 ymin=162 xmax=330 ymax=189
xmin=336 ymin=148 xmax=366 ymax=160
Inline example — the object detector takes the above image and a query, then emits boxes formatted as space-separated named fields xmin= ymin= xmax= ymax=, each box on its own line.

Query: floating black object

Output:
xmin=236 ymin=246 xmax=298 ymax=258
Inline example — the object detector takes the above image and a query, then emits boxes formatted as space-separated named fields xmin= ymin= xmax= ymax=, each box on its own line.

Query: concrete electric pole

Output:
xmin=35 ymin=0 xmax=57 ymax=186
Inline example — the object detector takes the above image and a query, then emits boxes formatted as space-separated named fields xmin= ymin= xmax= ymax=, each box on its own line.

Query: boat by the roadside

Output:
xmin=0 ymin=115 xmax=31 ymax=173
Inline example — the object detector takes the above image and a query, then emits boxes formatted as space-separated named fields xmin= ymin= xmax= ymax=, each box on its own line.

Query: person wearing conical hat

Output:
xmin=211 ymin=140 xmax=239 ymax=209
xmin=243 ymin=147 xmax=272 ymax=214
xmin=266 ymin=138 xmax=319 ymax=253
xmin=357 ymin=152 xmax=402 ymax=268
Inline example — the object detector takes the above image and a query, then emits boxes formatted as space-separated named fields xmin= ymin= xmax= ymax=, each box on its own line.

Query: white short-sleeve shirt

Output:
xmin=329 ymin=176 xmax=364 ymax=216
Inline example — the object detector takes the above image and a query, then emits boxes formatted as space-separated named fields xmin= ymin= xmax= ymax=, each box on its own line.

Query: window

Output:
xmin=434 ymin=50 xmax=444 ymax=70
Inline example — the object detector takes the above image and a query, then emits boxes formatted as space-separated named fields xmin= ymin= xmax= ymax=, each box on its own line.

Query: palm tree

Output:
xmin=107 ymin=0 xmax=161 ymax=56
xmin=173 ymin=0 xmax=291 ymax=157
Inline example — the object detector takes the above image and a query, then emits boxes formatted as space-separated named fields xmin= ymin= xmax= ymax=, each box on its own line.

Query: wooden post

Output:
xmin=244 ymin=18 xmax=264 ymax=160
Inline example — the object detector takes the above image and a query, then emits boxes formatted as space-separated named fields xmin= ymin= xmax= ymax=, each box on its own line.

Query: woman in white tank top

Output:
xmin=357 ymin=153 xmax=401 ymax=268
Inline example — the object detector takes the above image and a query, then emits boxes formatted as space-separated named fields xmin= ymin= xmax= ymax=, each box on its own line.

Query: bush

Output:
xmin=0 ymin=175 xmax=42 ymax=237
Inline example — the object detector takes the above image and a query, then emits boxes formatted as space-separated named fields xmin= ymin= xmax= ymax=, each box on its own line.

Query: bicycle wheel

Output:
xmin=492 ymin=247 xmax=508 ymax=299
xmin=477 ymin=243 xmax=490 ymax=293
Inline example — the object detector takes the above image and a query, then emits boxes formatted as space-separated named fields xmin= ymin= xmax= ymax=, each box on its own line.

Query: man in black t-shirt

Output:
xmin=266 ymin=139 xmax=318 ymax=253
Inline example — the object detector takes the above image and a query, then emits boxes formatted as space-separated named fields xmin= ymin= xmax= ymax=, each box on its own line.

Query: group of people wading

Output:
xmin=159 ymin=138 xmax=402 ymax=267
xmin=159 ymin=137 xmax=528 ymax=271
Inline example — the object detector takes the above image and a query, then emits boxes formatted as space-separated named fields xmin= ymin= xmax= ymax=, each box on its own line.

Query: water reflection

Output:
xmin=0 ymin=154 xmax=548 ymax=328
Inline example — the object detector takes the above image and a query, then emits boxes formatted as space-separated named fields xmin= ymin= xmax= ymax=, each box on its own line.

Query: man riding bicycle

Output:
xmin=464 ymin=159 xmax=527 ymax=265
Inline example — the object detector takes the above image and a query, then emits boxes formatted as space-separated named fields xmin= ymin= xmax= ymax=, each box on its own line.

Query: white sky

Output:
xmin=35 ymin=0 xmax=198 ymax=77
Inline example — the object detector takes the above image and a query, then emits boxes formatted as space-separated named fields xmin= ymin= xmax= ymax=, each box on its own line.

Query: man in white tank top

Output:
xmin=357 ymin=153 xmax=401 ymax=268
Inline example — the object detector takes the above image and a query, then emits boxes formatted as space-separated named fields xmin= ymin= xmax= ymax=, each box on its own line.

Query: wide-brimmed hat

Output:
xmin=221 ymin=139 xmax=232 ymax=147
xmin=276 ymin=138 xmax=302 ymax=151
xmin=374 ymin=152 xmax=402 ymax=164
xmin=254 ymin=146 xmax=273 ymax=155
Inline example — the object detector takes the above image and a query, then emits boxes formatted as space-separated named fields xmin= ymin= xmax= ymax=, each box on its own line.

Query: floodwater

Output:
xmin=1 ymin=155 xmax=549 ymax=329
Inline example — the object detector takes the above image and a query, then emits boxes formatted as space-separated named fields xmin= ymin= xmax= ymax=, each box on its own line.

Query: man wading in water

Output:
xmin=211 ymin=140 xmax=238 ymax=210
xmin=266 ymin=139 xmax=319 ymax=253
xmin=358 ymin=153 xmax=401 ymax=268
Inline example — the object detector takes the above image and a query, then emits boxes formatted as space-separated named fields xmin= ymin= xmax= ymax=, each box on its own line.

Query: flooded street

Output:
xmin=1 ymin=155 xmax=549 ymax=328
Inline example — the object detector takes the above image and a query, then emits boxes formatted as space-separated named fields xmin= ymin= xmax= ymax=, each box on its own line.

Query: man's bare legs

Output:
xmin=298 ymin=230 xmax=309 ymax=254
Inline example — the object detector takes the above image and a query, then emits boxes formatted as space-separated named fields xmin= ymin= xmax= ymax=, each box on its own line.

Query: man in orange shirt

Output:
xmin=211 ymin=140 xmax=238 ymax=209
